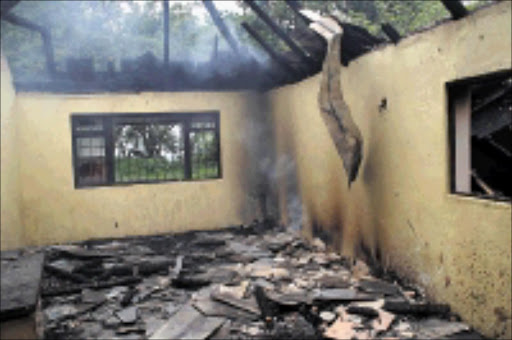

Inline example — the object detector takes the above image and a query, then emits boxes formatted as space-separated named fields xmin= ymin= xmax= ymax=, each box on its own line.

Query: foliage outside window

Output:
xmin=71 ymin=112 xmax=221 ymax=188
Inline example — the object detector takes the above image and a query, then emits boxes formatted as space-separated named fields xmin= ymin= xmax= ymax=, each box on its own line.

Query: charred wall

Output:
xmin=266 ymin=2 xmax=511 ymax=339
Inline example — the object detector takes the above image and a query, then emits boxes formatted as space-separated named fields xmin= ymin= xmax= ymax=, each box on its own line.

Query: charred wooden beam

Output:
xmin=241 ymin=22 xmax=300 ymax=78
xmin=471 ymin=169 xmax=495 ymax=196
xmin=486 ymin=137 xmax=512 ymax=158
xmin=243 ymin=0 xmax=318 ymax=68
xmin=284 ymin=0 xmax=311 ymax=24
xmin=473 ymin=82 xmax=512 ymax=112
xmin=381 ymin=23 xmax=400 ymax=44
xmin=202 ymin=0 xmax=239 ymax=54
xmin=0 ymin=0 xmax=21 ymax=15
xmin=441 ymin=0 xmax=468 ymax=20
xmin=44 ymin=264 xmax=90 ymax=284
xmin=41 ymin=277 xmax=142 ymax=298
xmin=163 ymin=0 xmax=170 ymax=66
xmin=1 ymin=12 xmax=56 ymax=77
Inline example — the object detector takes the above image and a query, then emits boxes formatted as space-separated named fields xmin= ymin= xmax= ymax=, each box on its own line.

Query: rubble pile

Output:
xmin=38 ymin=221 xmax=484 ymax=340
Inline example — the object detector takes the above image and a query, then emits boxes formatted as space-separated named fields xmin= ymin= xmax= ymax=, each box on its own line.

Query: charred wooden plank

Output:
xmin=202 ymin=0 xmax=239 ymax=54
xmin=41 ymin=276 xmax=142 ymax=297
xmin=284 ymin=0 xmax=310 ymax=24
xmin=383 ymin=301 xmax=450 ymax=316
xmin=44 ymin=264 xmax=90 ymax=283
xmin=254 ymin=285 xmax=280 ymax=318
xmin=441 ymin=0 xmax=468 ymax=20
xmin=241 ymin=22 xmax=300 ymax=79
xmin=1 ymin=12 xmax=56 ymax=77
xmin=120 ymin=287 xmax=138 ymax=307
xmin=0 ymin=0 xmax=20 ymax=15
xmin=381 ymin=23 xmax=401 ymax=44
xmin=243 ymin=0 xmax=318 ymax=68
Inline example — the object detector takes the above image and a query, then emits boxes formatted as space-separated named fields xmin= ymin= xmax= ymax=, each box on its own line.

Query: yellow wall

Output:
xmin=1 ymin=2 xmax=510 ymax=338
xmin=12 ymin=91 xmax=266 ymax=246
xmin=267 ymin=3 xmax=511 ymax=339
xmin=1 ymin=52 xmax=23 ymax=250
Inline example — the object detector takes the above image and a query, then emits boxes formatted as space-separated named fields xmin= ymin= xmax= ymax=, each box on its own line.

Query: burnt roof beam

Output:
xmin=0 ymin=1 xmax=21 ymax=16
xmin=241 ymin=22 xmax=301 ymax=81
xmin=381 ymin=23 xmax=400 ymax=44
xmin=202 ymin=0 xmax=240 ymax=54
xmin=441 ymin=0 xmax=468 ymax=20
xmin=243 ymin=0 xmax=318 ymax=69
xmin=284 ymin=0 xmax=311 ymax=24
xmin=1 ymin=12 xmax=56 ymax=78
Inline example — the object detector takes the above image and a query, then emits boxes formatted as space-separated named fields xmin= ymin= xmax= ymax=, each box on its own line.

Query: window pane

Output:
xmin=76 ymin=137 xmax=106 ymax=185
xmin=191 ymin=130 xmax=219 ymax=180
xmin=75 ymin=117 xmax=103 ymax=132
xmin=191 ymin=119 xmax=215 ymax=129
xmin=114 ymin=123 xmax=185 ymax=182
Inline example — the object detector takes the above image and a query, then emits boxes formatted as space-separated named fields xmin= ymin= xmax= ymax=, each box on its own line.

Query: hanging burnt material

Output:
xmin=317 ymin=26 xmax=363 ymax=187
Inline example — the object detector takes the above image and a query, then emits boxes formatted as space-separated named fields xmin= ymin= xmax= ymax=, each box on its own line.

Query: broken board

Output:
xmin=150 ymin=304 xmax=225 ymax=340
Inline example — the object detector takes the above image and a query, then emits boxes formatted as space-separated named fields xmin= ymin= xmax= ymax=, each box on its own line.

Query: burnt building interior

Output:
xmin=1 ymin=1 xmax=511 ymax=340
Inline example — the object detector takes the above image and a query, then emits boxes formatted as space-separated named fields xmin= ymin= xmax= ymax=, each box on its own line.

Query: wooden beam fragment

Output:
xmin=202 ymin=0 xmax=239 ymax=54
xmin=241 ymin=22 xmax=299 ymax=78
xmin=471 ymin=169 xmax=495 ymax=196
xmin=284 ymin=0 xmax=311 ymax=24
xmin=473 ymin=82 xmax=512 ymax=112
xmin=441 ymin=0 xmax=468 ymax=20
xmin=381 ymin=23 xmax=400 ymax=44
xmin=0 ymin=0 xmax=21 ymax=15
xmin=1 ymin=12 xmax=56 ymax=77
xmin=243 ymin=0 xmax=318 ymax=68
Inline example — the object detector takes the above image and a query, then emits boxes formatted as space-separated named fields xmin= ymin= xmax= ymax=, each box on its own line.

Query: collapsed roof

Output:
xmin=0 ymin=0 xmax=477 ymax=93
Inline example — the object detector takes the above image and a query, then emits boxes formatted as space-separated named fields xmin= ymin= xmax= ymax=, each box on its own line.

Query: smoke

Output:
xmin=237 ymin=104 xmax=303 ymax=230
xmin=2 ymin=0 xmax=272 ymax=85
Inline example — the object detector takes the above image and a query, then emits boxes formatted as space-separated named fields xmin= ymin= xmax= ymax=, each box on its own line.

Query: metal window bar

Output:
xmin=72 ymin=112 xmax=220 ymax=187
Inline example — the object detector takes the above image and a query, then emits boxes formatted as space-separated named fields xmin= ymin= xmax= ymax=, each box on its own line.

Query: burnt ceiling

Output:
xmin=1 ymin=0 xmax=471 ymax=93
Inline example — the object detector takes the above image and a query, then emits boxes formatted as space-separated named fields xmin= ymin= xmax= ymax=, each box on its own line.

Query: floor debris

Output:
xmin=10 ymin=220 xmax=483 ymax=339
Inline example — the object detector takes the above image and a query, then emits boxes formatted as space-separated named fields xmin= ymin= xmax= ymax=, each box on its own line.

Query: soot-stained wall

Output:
xmin=267 ymin=3 xmax=511 ymax=338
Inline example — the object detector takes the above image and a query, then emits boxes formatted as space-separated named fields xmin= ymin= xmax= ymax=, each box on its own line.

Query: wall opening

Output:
xmin=71 ymin=112 xmax=221 ymax=188
xmin=447 ymin=69 xmax=511 ymax=201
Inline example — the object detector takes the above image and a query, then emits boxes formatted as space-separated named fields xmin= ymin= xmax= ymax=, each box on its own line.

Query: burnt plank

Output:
xmin=202 ymin=0 xmax=239 ymax=54
xmin=1 ymin=252 xmax=45 ymax=320
xmin=381 ymin=23 xmax=401 ymax=44
xmin=441 ymin=0 xmax=468 ymax=20
xmin=150 ymin=303 xmax=225 ymax=340
xmin=241 ymin=22 xmax=300 ymax=78
xmin=243 ymin=0 xmax=318 ymax=67
xmin=1 ymin=12 xmax=56 ymax=77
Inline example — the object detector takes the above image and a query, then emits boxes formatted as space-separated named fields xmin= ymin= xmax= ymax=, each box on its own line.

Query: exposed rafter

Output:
xmin=241 ymin=22 xmax=299 ymax=80
xmin=1 ymin=12 xmax=56 ymax=78
xmin=0 ymin=0 xmax=21 ymax=16
xmin=441 ymin=0 xmax=468 ymax=20
xmin=381 ymin=23 xmax=401 ymax=44
xmin=243 ymin=0 xmax=318 ymax=71
xmin=284 ymin=0 xmax=310 ymax=25
xmin=202 ymin=0 xmax=239 ymax=54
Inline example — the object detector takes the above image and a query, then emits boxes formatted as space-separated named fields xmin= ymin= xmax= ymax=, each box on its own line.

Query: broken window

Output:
xmin=71 ymin=112 xmax=220 ymax=188
xmin=447 ymin=69 xmax=511 ymax=201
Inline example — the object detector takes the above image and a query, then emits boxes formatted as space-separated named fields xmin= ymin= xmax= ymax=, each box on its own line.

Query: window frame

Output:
xmin=446 ymin=69 xmax=511 ymax=202
xmin=71 ymin=111 xmax=221 ymax=188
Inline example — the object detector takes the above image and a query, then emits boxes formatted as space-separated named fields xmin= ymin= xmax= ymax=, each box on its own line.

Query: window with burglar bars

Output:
xmin=71 ymin=112 xmax=221 ymax=187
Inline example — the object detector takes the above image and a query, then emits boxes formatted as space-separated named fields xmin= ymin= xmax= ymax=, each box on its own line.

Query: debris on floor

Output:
xmin=12 ymin=221 xmax=485 ymax=339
